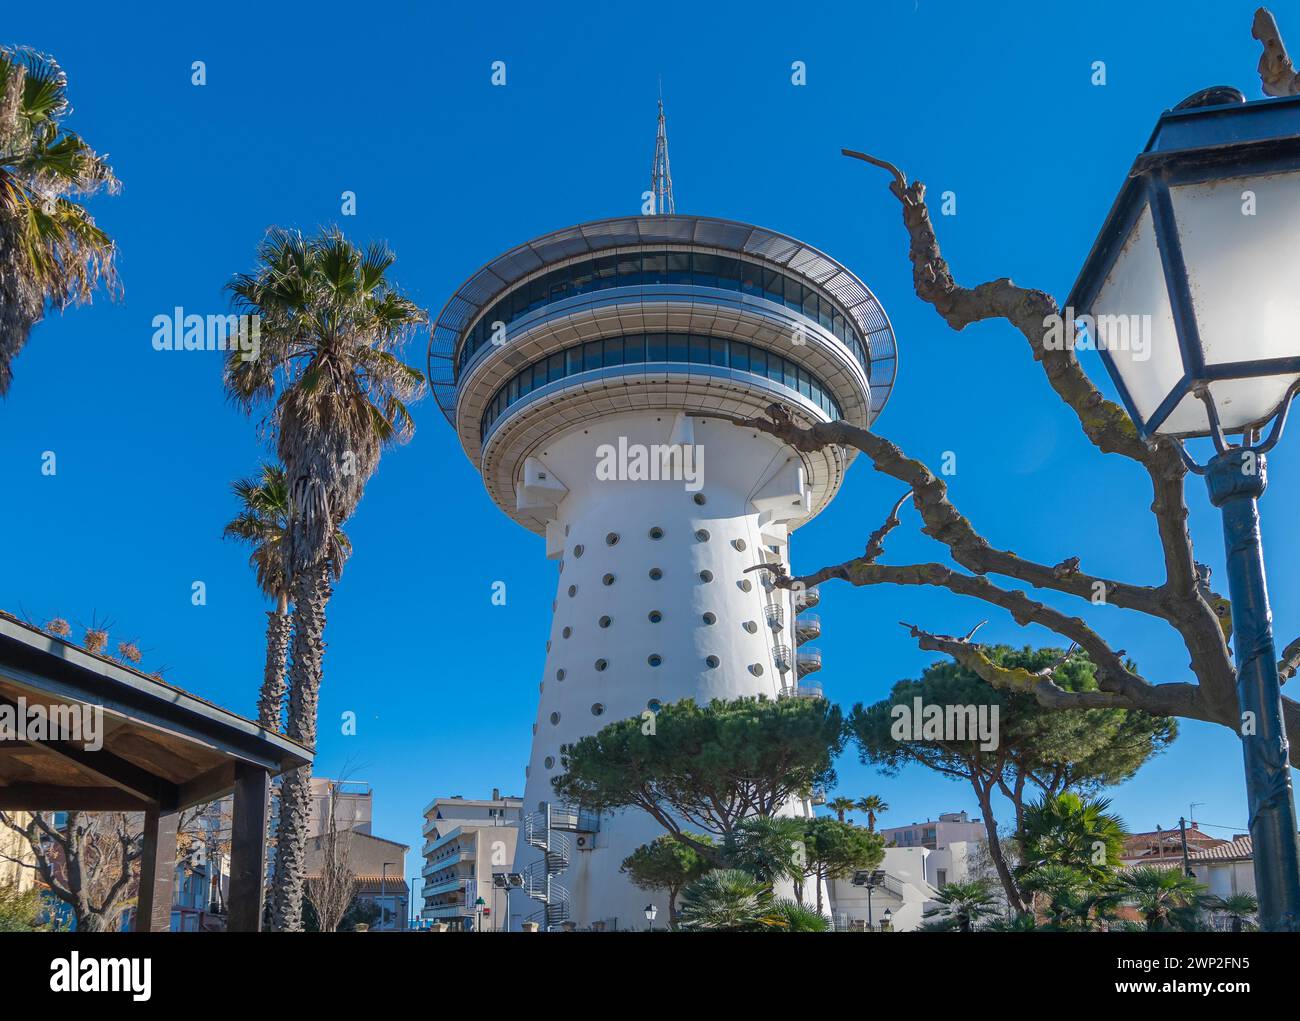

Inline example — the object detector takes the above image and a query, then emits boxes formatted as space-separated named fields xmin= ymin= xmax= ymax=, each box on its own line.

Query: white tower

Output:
xmin=428 ymin=123 xmax=897 ymax=930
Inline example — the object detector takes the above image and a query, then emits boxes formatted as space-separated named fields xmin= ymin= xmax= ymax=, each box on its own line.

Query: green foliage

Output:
xmin=553 ymin=696 xmax=844 ymax=851
xmin=764 ymin=898 xmax=831 ymax=932
xmin=620 ymin=834 xmax=713 ymax=923
xmin=921 ymin=880 xmax=1000 ymax=932
xmin=849 ymin=646 xmax=1176 ymax=794
xmin=1016 ymin=792 xmax=1127 ymax=882
xmin=0 ymin=882 xmax=44 ymax=932
xmin=675 ymin=870 xmax=829 ymax=932
xmin=1119 ymin=867 xmax=1212 ymax=932
xmin=1018 ymin=864 xmax=1122 ymax=931
xmin=802 ymin=816 xmax=884 ymax=887
xmin=727 ymin=816 xmax=808 ymax=885
xmin=1214 ymin=892 xmax=1259 ymax=932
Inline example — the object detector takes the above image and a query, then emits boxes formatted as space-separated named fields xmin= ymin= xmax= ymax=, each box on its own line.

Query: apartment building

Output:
xmin=420 ymin=789 xmax=522 ymax=931
xmin=880 ymin=810 xmax=987 ymax=850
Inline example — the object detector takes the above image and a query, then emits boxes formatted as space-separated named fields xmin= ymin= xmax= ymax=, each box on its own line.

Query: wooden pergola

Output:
xmin=0 ymin=613 xmax=310 ymax=931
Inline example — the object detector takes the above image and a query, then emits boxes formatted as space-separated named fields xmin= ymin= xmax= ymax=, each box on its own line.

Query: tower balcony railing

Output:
xmin=796 ymin=648 xmax=823 ymax=677
xmin=772 ymin=644 xmax=793 ymax=674
xmin=794 ymin=587 xmax=821 ymax=610
xmin=765 ymin=603 xmax=785 ymax=632
xmin=795 ymin=613 xmax=821 ymax=643
xmin=779 ymin=681 xmax=825 ymax=701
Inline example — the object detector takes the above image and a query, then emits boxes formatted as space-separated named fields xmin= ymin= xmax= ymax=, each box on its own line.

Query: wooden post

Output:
xmin=135 ymin=807 xmax=179 ymax=932
xmin=227 ymin=762 xmax=270 ymax=932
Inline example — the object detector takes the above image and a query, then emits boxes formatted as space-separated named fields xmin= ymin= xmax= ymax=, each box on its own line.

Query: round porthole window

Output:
xmin=562 ymin=626 xmax=572 ymax=639
xmin=739 ymin=579 xmax=753 ymax=592
xmin=603 ymin=573 xmax=616 ymax=586
xmin=595 ymin=658 xmax=608 ymax=672
xmin=702 ymin=612 xmax=717 ymax=625
xmin=568 ymin=584 xmax=577 ymax=597
xmin=749 ymin=663 xmax=764 ymax=676
xmin=649 ymin=568 xmax=664 ymax=580
xmin=550 ymin=712 xmax=561 ymax=725
xmin=706 ymin=655 xmax=720 ymax=669
xmin=606 ymin=532 xmax=620 ymax=546
xmin=574 ymin=544 xmax=585 ymax=558
xmin=648 ymin=654 xmax=663 ymax=667
xmin=648 ymin=527 xmax=664 ymax=540
xmin=699 ymin=570 xmax=713 ymax=583
xmin=695 ymin=529 xmax=710 ymax=542
xmin=544 ymin=756 xmax=555 ymax=769
xmin=693 ymin=493 xmax=707 ymax=506
xmin=647 ymin=699 xmax=663 ymax=712
xmin=743 ymin=620 xmax=758 ymax=634
xmin=648 ymin=610 xmax=663 ymax=623
xmin=733 ymin=538 xmax=747 ymax=552
xmin=599 ymin=615 xmax=612 ymax=629
xmin=556 ymin=668 xmax=566 ymax=681
xmin=591 ymin=703 xmax=605 ymax=716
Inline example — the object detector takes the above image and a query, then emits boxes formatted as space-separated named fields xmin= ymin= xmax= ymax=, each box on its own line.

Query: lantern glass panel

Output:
xmin=1170 ymin=168 xmax=1300 ymax=371
xmin=1090 ymin=205 xmax=1183 ymax=424
xmin=1162 ymin=372 xmax=1300 ymax=434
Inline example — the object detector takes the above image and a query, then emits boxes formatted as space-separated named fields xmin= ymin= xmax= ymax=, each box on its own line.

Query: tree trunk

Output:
xmin=257 ymin=595 xmax=292 ymax=732
xmin=972 ymin=781 xmax=1025 ymax=915
xmin=271 ymin=562 xmax=332 ymax=932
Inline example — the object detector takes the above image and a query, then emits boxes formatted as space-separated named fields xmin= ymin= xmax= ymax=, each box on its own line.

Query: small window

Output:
xmin=599 ymin=615 xmax=612 ymax=629
xmin=750 ymin=664 xmax=765 ymax=676
xmin=556 ymin=668 xmax=566 ymax=681
xmin=648 ymin=654 xmax=663 ymax=667
xmin=606 ymin=532 xmax=620 ymax=546
xmin=699 ymin=570 xmax=714 ymax=583
xmin=568 ymin=584 xmax=577 ymax=597
xmin=702 ymin=612 xmax=717 ymax=625
xmin=550 ymin=712 xmax=561 ymax=725
xmin=544 ymin=756 xmax=555 ymax=769
xmin=648 ymin=610 xmax=663 ymax=623
xmin=595 ymin=658 xmax=608 ymax=672
xmin=603 ymin=573 xmax=616 ymax=586
xmin=695 ymin=529 xmax=710 ymax=542
xmin=573 ymin=544 xmax=585 ymax=558
xmin=648 ymin=527 xmax=664 ymax=540
xmin=562 ymin=626 xmax=572 ymax=639
xmin=706 ymin=655 xmax=720 ymax=669
xmin=732 ymin=539 xmax=747 ymax=552
xmin=739 ymin=579 xmax=753 ymax=592
xmin=649 ymin=568 xmax=663 ymax=580
xmin=693 ymin=493 xmax=707 ymax=506
xmin=591 ymin=703 xmax=605 ymax=716
xmin=743 ymin=621 xmax=758 ymax=634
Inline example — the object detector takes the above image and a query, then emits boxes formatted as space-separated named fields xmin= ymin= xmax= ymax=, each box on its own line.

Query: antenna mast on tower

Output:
xmin=650 ymin=90 xmax=675 ymax=215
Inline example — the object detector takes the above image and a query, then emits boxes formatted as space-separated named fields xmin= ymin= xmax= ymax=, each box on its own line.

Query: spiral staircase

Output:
xmin=518 ymin=803 xmax=600 ymax=929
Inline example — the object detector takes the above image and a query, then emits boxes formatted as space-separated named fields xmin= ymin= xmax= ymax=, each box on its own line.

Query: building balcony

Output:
xmin=764 ymin=604 xmax=785 ymax=632
xmin=421 ymin=877 xmax=467 ymax=898
xmin=795 ymin=613 xmax=820 ymax=643
xmin=796 ymin=648 xmax=823 ymax=677
xmin=794 ymin=587 xmax=820 ymax=610
xmin=779 ymin=681 xmax=824 ymax=700
xmin=772 ymin=644 xmax=792 ymax=674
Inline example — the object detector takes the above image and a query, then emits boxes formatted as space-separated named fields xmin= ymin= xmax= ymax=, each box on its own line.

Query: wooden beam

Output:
xmin=227 ymin=763 xmax=270 ymax=932
xmin=134 ymin=807 xmax=179 ymax=933
xmin=0 ymin=784 xmax=152 ymax=811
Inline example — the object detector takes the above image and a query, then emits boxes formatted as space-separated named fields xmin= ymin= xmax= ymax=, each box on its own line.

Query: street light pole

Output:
xmin=1204 ymin=446 xmax=1300 ymax=930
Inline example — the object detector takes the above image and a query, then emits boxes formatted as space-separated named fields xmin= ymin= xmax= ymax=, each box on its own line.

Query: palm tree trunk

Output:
xmin=257 ymin=594 xmax=292 ymax=731
xmin=271 ymin=562 xmax=332 ymax=932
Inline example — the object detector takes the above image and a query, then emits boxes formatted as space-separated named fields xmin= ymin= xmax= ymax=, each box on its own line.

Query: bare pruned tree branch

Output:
xmin=727 ymin=9 xmax=1300 ymax=759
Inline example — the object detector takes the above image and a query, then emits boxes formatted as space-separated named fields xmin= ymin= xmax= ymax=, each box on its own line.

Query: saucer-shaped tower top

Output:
xmin=428 ymin=214 xmax=898 ymax=534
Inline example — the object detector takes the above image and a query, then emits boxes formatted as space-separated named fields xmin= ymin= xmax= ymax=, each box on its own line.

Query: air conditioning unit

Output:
xmin=575 ymin=833 xmax=597 ymax=851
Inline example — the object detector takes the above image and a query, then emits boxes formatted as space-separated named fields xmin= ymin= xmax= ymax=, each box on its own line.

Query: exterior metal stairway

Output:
xmin=518 ymin=803 xmax=599 ymax=929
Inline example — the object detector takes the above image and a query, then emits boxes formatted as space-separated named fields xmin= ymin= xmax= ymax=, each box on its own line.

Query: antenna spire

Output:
xmin=650 ymin=90 xmax=675 ymax=215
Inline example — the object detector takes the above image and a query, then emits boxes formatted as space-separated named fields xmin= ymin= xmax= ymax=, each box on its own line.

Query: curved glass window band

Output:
xmin=479 ymin=333 xmax=844 ymax=441
xmin=456 ymin=250 xmax=869 ymax=377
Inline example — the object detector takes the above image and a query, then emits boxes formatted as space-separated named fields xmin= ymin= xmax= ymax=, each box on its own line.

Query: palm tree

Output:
xmin=224 ymin=226 xmax=426 ymax=930
xmin=222 ymin=463 xmax=349 ymax=731
xmin=826 ymin=797 xmax=856 ymax=823
xmin=726 ymin=815 xmax=806 ymax=888
xmin=0 ymin=47 xmax=118 ymax=396
xmin=1215 ymin=892 xmax=1258 ymax=933
xmin=1019 ymin=864 xmax=1121 ymax=931
xmin=921 ymin=879 xmax=998 ymax=932
xmin=678 ymin=870 xmax=772 ymax=932
xmin=1016 ymin=792 xmax=1127 ymax=884
xmin=855 ymin=795 xmax=888 ymax=832
xmin=1119 ymin=867 xmax=1212 ymax=932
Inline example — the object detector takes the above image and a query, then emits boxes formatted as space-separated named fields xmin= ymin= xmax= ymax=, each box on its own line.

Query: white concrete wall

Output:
xmin=514 ymin=410 xmax=808 ymax=928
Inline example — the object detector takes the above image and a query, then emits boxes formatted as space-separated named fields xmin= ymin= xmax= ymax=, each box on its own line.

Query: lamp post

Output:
xmin=644 ymin=903 xmax=658 ymax=931
xmin=880 ymin=908 xmax=893 ymax=933
xmin=1068 ymin=86 xmax=1300 ymax=931
xmin=475 ymin=895 xmax=486 ymax=933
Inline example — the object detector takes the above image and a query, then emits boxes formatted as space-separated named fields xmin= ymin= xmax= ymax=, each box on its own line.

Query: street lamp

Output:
xmin=644 ymin=903 xmax=658 ymax=931
xmin=475 ymin=895 xmax=486 ymax=933
xmin=1068 ymin=86 xmax=1300 ymax=931
xmin=880 ymin=908 xmax=892 ymax=932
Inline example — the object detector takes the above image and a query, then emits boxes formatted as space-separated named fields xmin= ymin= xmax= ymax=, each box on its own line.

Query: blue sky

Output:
xmin=4 ymin=0 xmax=1294 ymax=897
